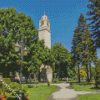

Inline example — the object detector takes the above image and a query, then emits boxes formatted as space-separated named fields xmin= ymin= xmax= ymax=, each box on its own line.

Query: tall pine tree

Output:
xmin=82 ymin=29 xmax=96 ymax=82
xmin=87 ymin=0 xmax=100 ymax=47
xmin=72 ymin=28 xmax=82 ymax=83
xmin=72 ymin=14 xmax=96 ymax=82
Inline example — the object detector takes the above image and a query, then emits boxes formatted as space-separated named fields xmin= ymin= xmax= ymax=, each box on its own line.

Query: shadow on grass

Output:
xmin=91 ymin=87 xmax=100 ymax=90
xmin=69 ymin=81 xmax=95 ymax=85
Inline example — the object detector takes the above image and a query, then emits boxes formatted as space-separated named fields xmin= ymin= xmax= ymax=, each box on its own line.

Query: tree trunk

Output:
xmin=95 ymin=65 xmax=99 ymax=88
xmin=77 ymin=64 xmax=80 ymax=83
xmin=58 ymin=65 xmax=61 ymax=80
xmin=37 ymin=71 xmax=40 ymax=82
xmin=89 ymin=63 xmax=92 ymax=81
xmin=86 ymin=64 xmax=90 ymax=82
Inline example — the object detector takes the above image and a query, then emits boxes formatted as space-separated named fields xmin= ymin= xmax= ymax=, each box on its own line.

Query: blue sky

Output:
xmin=0 ymin=0 xmax=99 ymax=57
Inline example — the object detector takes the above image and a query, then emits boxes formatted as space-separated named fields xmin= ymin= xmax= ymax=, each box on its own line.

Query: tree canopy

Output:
xmin=72 ymin=14 xmax=96 ymax=82
xmin=0 ymin=8 xmax=45 ymax=76
xmin=52 ymin=43 xmax=73 ymax=79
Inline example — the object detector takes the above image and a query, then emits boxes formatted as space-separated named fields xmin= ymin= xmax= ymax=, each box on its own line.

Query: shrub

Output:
xmin=4 ymin=78 xmax=11 ymax=84
xmin=10 ymin=82 xmax=20 ymax=91
xmin=7 ymin=96 xmax=17 ymax=100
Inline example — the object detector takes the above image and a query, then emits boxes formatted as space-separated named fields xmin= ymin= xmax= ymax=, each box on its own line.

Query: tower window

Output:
xmin=41 ymin=20 xmax=44 ymax=26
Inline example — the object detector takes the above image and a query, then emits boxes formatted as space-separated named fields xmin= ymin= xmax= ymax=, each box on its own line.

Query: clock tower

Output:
xmin=39 ymin=14 xmax=51 ymax=48
xmin=39 ymin=14 xmax=53 ymax=83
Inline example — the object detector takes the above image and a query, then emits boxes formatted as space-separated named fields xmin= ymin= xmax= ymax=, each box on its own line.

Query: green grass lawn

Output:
xmin=72 ymin=84 xmax=94 ymax=91
xmin=23 ymin=85 xmax=57 ymax=100
xmin=78 ymin=94 xmax=100 ymax=100
xmin=71 ymin=82 xmax=97 ymax=91
xmin=71 ymin=83 xmax=100 ymax=100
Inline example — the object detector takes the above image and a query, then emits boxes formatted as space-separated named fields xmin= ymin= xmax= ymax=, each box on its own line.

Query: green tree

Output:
xmin=0 ymin=8 xmax=41 ymax=77
xmin=27 ymin=41 xmax=44 ymax=73
xmin=52 ymin=43 xmax=72 ymax=79
xmin=72 ymin=14 xmax=96 ymax=82
xmin=71 ymin=27 xmax=82 ymax=83
xmin=27 ymin=40 xmax=54 ymax=74
xmin=71 ymin=14 xmax=85 ymax=82
xmin=42 ymin=48 xmax=55 ymax=67
xmin=82 ymin=29 xmax=96 ymax=82
xmin=0 ymin=32 xmax=17 ymax=76
xmin=79 ymin=14 xmax=96 ymax=82
xmin=87 ymin=0 xmax=100 ymax=47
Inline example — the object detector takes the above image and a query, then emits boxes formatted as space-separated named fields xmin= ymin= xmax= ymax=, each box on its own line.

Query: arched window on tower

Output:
xmin=41 ymin=20 xmax=44 ymax=26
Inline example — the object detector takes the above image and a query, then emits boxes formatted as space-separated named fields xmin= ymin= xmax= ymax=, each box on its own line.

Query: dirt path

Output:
xmin=48 ymin=82 xmax=77 ymax=100
xmin=48 ymin=82 xmax=100 ymax=100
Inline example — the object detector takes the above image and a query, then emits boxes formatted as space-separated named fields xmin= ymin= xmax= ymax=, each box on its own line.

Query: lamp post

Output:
xmin=15 ymin=39 xmax=28 ymax=100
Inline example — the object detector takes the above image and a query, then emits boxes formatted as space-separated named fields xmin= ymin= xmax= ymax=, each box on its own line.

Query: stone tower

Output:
xmin=39 ymin=14 xmax=51 ymax=48
xmin=38 ymin=14 xmax=53 ymax=83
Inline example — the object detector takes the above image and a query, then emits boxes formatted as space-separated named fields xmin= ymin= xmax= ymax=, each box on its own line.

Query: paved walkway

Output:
xmin=48 ymin=82 xmax=100 ymax=100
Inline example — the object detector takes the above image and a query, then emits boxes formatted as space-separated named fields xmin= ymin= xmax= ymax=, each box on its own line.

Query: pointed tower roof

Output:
xmin=41 ymin=11 xmax=48 ymax=20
